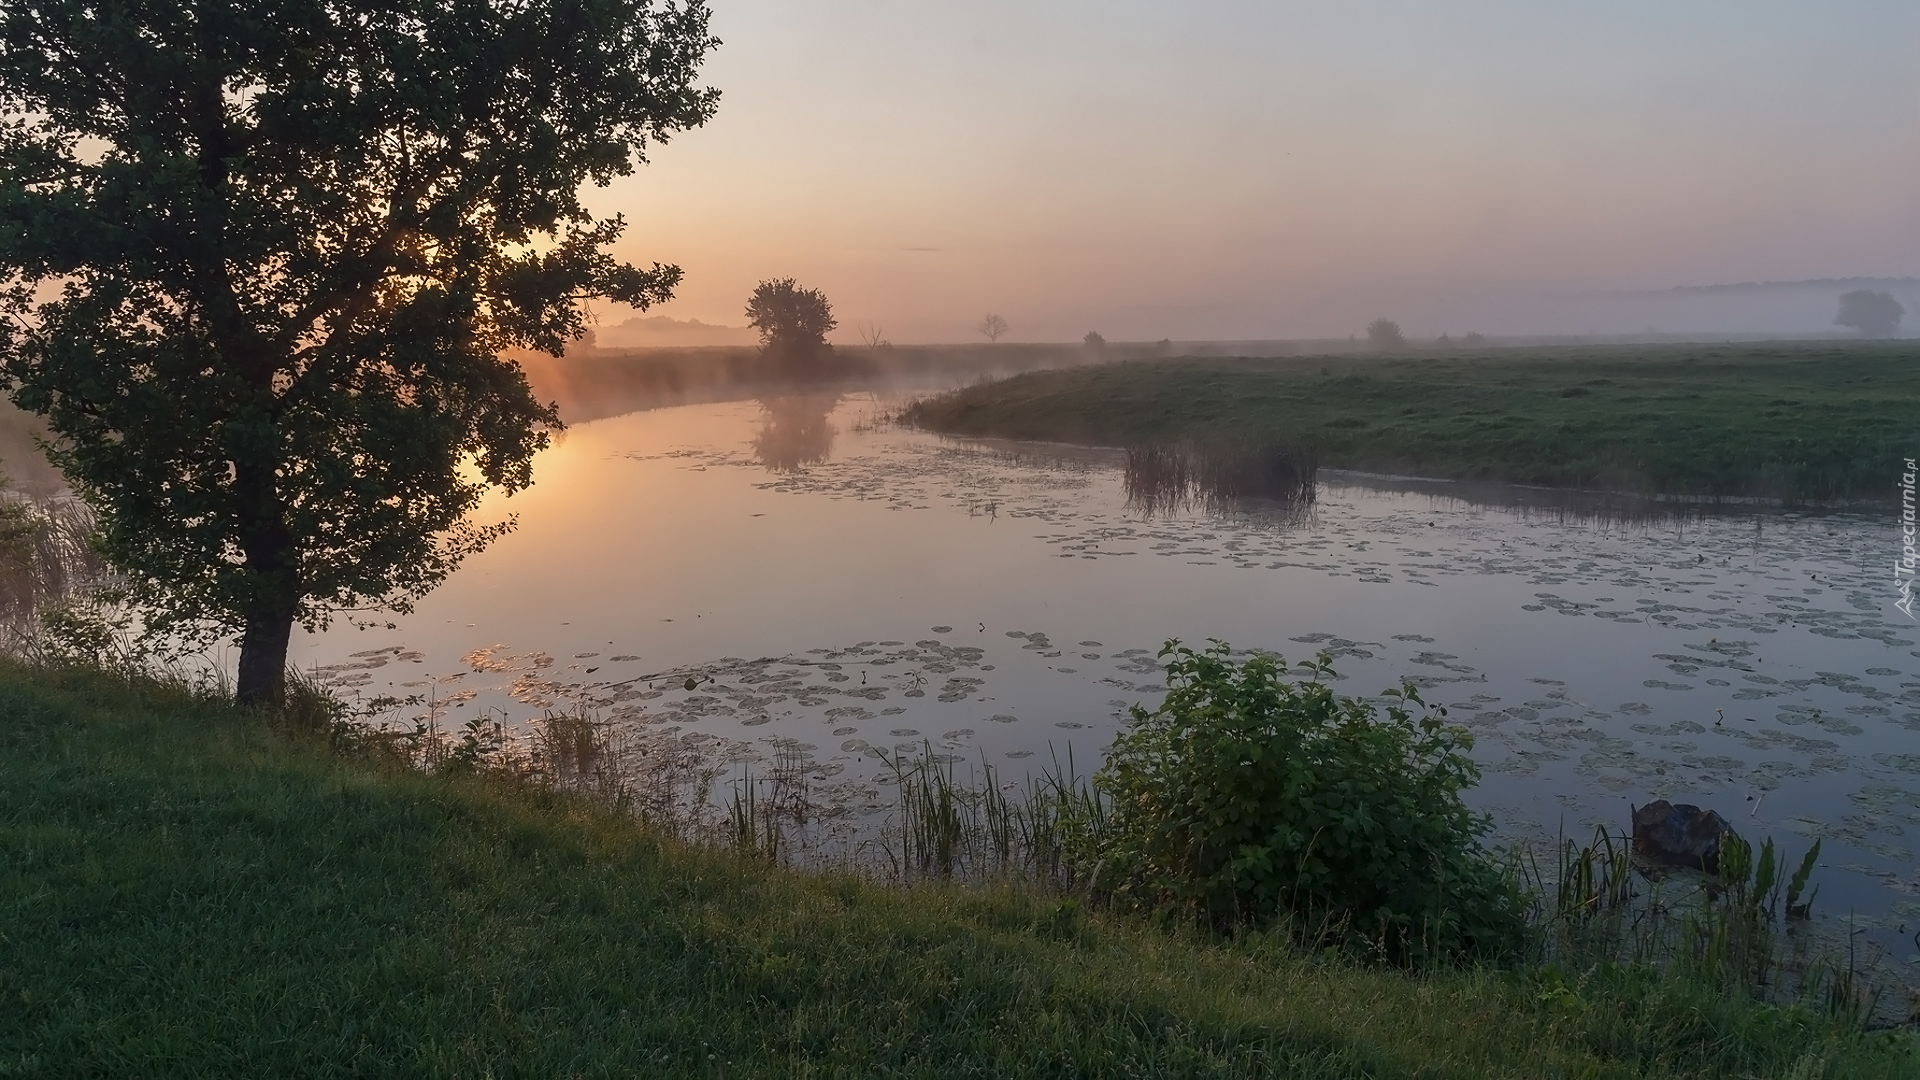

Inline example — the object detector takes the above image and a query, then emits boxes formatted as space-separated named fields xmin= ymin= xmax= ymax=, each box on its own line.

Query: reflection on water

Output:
xmin=1321 ymin=468 xmax=1880 ymax=532
xmin=752 ymin=394 xmax=839 ymax=473
xmin=1124 ymin=441 xmax=1317 ymax=519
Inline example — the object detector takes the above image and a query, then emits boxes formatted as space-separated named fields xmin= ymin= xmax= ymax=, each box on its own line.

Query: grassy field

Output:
xmin=1 ymin=664 xmax=1914 ymax=1077
xmin=902 ymin=341 xmax=1920 ymax=503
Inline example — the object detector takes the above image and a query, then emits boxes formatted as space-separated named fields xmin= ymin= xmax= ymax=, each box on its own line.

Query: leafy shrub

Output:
xmin=1088 ymin=640 xmax=1523 ymax=965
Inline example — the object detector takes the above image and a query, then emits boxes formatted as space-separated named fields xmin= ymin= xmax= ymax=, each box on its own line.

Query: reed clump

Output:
xmin=882 ymin=745 xmax=1106 ymax=888
xmin=1124 ymin=440 xmax=1318 ymax=517
xmin=313 ymin=691 xmax=670 ymax=819
xmin=1526 ymin=824 xmax=1889 ymax=1027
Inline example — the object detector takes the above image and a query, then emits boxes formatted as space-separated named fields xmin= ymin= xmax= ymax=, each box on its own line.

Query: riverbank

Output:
xmin=902 ymin=341 xmax=1920 ymax=504
xmin=1 ymin=662 xmax=1912 ymax=1077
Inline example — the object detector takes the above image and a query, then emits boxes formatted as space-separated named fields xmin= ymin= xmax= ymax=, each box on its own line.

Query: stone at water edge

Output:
xmin=1631 ymin=800 xmax=1731 ymax=873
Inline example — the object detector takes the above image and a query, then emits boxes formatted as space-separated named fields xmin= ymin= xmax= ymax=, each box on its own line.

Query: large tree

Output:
xmin=1834 ymin=289 xmax=1904 ymax=338
xmin=0 ymin=0 xmax=719 ymax=705
xmin=744 ymin=277 xmax=835 ymax=360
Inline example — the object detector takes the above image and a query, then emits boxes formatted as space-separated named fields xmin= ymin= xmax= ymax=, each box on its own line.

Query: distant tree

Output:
xmin=746 ymin=279 xmax=837 ymax=358
xmin=1083 ymin=331 xmax=1107 ymax=351
xmin=1157 ymin=338 xmax=1174 ymax=354
xmin=1366 ymin=319 xmax=1407 ymax=350
xmin=1436 ymin=333 xmax=1453 ymax=348
xmin=0 ymin=0 xmax=719 ymax=706
xmin=1834 ymin=290 xmax=1904 ymax=338
xmin=566 ymin=328 xmax=601 ymax=357
xmin=1463 ymin=332 xmax=1487 ymax=345
xmin=977 ymin=313 xmax=1010 ymax=344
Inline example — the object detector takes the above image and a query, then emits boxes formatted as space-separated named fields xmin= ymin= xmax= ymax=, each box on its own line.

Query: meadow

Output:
xmin=902 ymin=341 xmax=1920 ymax=504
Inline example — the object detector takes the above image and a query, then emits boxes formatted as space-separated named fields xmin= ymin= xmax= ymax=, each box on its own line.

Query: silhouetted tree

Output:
xmin=977 ymin=313 xmax=1010 ymax=344
xmin=746 ymin=279 xmax=837 ymax=360
xmin=566 ymin=328 xmax=601 ymax=357
xmin=1463 ymin=332 xmax=1487 ymax=345
xmin=1834 ymin=290 xmax=1904 ymax=338
xmin=1366 ymin=319 xmax=1407 ymax=350
xmin=1083 ymin=331 xmax=1106 ymax=352
xmin=0 ymin=0 xmax=719 ymax=706
xmin=857 ymin=321 xmax=889 ymax=350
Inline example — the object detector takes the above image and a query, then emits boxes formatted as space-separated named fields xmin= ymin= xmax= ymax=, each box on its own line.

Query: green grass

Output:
xmin=903 ymin=341 xmax=1920 ymax=503
xmin=1 ymin=663 xmax=1914 ymax=1077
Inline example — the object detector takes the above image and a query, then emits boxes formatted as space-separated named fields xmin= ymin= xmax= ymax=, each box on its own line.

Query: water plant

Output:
xmin=1522 ymin=822 xmax=1894 ymax=1024
xmin=858 ymin=742 xmax=1112 ymax=890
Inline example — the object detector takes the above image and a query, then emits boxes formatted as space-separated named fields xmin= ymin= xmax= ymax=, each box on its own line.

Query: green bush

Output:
xmin=1089 ymin=640 xmax=1524 ymax=965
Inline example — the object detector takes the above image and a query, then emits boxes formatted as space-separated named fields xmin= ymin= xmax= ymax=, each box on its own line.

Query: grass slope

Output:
xmin=903 ymin=342 xmax=1920 ymax=502
xmin=1 ymin=664 xmax=1912 ymax=1077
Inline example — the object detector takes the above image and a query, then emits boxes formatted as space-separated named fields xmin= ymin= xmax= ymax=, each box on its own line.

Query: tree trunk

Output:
xmin=232 ymin=446 xmax=299 ymax=710
xmin=236 ymin=607 xmax=294 ymax=707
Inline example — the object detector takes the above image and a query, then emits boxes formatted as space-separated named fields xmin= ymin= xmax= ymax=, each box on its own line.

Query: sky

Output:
xmin=581 ymin=1 xmax=1920 ymax=342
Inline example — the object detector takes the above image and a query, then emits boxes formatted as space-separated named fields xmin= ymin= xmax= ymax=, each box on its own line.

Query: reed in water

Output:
xmin=1123 ymin=440 xmax=1318 ymax=517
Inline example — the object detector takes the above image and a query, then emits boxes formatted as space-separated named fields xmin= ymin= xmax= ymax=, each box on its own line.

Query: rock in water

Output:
xmin=1631 ymin=800 xmax=1731 ymax=873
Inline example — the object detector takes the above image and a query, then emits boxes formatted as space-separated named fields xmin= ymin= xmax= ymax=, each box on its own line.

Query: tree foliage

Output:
xmin=1833 ymin=290 xmax=1904 ymax=338
xmin=977 ymin=313 xmax=1009 ymax=344
xmin=744 ymin=278 xmax=835 ymax=358
xmin=0 ymin=0 xmax=720 ymax=703
xmin=1365 ymin=319 xmax=1406 ymax=350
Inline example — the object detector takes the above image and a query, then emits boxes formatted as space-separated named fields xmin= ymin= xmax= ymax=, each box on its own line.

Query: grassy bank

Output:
xmin=903 ymin=341 xmax=1920 ymax=503
xmin=1 ymin=664 xmax=1912 ymax=1077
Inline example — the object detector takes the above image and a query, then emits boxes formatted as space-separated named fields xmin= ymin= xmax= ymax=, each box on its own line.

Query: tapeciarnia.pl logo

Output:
xmin=1899 ymin=457 xmax=1916 ymax=620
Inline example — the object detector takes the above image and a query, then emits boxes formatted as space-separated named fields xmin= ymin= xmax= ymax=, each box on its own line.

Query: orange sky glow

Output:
xmin=576 ymin=1 xmax=1920 ymax=342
